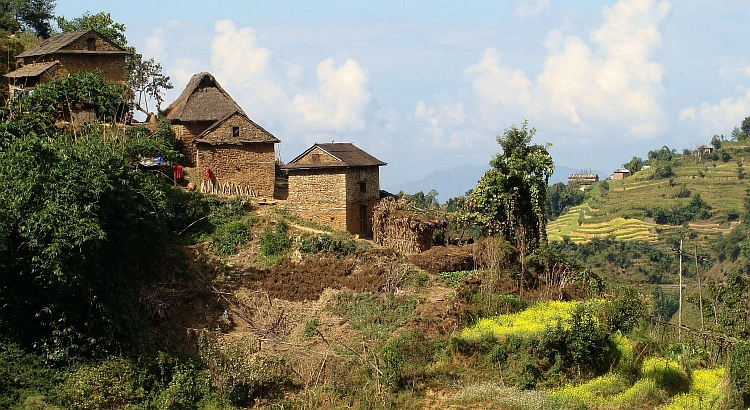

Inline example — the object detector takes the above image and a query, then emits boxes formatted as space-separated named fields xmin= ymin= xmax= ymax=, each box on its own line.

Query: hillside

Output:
xmin=548 ymin=141 xmax=750 ymax=247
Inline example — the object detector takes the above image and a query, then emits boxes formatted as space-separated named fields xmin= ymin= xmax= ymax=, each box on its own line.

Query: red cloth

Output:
xmin=205 ymin=167 xmax=212 ymax=180
xmin=172 ymin=164 xmax=183 ymax=179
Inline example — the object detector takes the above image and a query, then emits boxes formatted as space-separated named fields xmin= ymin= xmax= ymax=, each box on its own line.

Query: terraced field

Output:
xmin=547 ymin=142 xmax=750 ymax=244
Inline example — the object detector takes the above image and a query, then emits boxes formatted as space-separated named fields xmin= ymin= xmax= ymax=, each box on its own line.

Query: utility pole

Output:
xmin=678 ymin=239 xmax=682 ymax=340
xmin=695 ymin=244 xmax=705 ymax=330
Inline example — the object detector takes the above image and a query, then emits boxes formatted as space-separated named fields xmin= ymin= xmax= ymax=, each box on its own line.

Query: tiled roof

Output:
xmin=4 ymin=61 xmax=57 ymax=78
xmin=283 ymin=143 xmax=386 ymax=170
xmin=17 ymin=30 xmax=131 ymax=58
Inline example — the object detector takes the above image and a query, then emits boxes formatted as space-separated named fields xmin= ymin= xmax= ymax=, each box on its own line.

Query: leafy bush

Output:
xmin=259 ymin=220 xmax=291 ymax=257
xmin=438 ymin=270 xmax=475 ymax=288
xmin=379 ymin=331 xmax=433 ymax=391
xmin=0 ymin=344 xmax=62 ymax=409
xmin=57 ymin=358 xmax=146 ymax=410
xmin=729 ymin=341 xmax=750 ymax=408
xmin=212 ymin=220 xmax=251 ymax=256
xmin=297 ymin=233 xmax=356 ymax=257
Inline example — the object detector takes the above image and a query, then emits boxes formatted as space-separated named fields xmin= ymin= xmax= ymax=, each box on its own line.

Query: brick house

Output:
xmin=4 ymin=29 xmax=132 ymax=94
xmin=282 ymin=143 xmax=386 ymax=236
xmin=194 ymin=111 xmax=280 ymax=197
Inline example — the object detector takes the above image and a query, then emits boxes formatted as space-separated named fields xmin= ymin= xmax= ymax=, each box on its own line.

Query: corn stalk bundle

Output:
xmin=372 ymin=197 xmax=442 ymax=254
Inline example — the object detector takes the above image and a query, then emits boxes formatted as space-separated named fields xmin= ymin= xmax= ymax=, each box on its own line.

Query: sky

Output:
xmin=55 ymin=0 xmax=750 ymax=194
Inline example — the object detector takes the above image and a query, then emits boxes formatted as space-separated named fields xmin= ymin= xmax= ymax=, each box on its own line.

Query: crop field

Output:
xmin=548 ymin=143 xmax=750 ymax=245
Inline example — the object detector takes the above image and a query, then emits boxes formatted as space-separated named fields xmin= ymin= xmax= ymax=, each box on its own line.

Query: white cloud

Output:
xmin=414 ymin=100 xmax=471 ymax=149
xmin=513 ymin=0 xmax=551 ymax=18
xmin=210 ymin=20 xmax=272 ymax=87
xmin=679 ymin=89 xmax=750 ymax=136
xmin=466 ymin=0 xmax=671 ymax=139
xmin=291 ymin=58 xmax=371 ymax=131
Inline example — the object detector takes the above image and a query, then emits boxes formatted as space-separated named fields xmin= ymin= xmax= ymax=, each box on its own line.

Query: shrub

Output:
xmin=0 ymin=344 xmax=62 ymax=409
xmin=259 ymin=220 xmax=291 ymax=257
xmin=297 ymin=233 xmax=356 ymax=257
xmin=212 ymin=220 xmax=251 ymax=256
xmin=57 ymin=358 xmax=146 ymax=410
xmin=729 ymin=341 xmax=750 ymax=408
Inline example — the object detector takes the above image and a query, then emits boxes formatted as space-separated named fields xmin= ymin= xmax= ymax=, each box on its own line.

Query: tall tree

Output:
xmin=55 ymin=11 xmax=173 ymax=115
xmin=468 ymin=120 xmax=553 ymax=250
xmin=622 ymin=156 xmax=644 ymax=175
xmin=0 ymin=0 xmax=54 ymax=37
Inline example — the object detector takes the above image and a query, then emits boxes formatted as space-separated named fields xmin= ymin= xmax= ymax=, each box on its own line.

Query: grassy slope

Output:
xmin=548 ymin=141 xmax=750 ymax=246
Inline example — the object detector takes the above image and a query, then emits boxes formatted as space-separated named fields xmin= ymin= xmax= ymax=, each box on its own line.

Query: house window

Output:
xmin=311 ymin=153 xmax=321 ymax=163
xmin=359 ymin=169 xmax=367 ymax=192
xmin=86 ymin=38 xmax=96 ymax=51
xmin=231 ymin=126 xmax=240 ymax=138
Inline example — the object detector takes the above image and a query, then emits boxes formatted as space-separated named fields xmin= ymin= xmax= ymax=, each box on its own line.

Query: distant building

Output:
xmin=5 ymin=30 xmax=132 ymax=95
xmin=613 ymin=168 xmax=631 ymax=180
xmin=282 ymin=143 xmax=386 ymax=236
xmin=567 ymin=173 xmax=599 ymax=190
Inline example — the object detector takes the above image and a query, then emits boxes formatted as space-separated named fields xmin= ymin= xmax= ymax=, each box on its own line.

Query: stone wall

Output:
xmin=172 ymin=122 xmax=212 ymax=166
xmin=22 ymin=54 xmax=127 ymax=83
xmin=286 ymin=166 xmax=381 ymax=235
xmin=286 ymin=170 xmax=348 ymax=231
xmin=66 ymin=35 xmax=121 ymax=52
xmin=196 ymin=143 xmax=276 ymax=197
xmin=200 ymin=113 xmax=275 ymax=143
xmin=293 ymin=146 xmax=340 ymax=165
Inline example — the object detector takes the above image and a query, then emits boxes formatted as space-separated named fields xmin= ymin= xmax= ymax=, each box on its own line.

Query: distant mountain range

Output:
xmin=386 ymin=164 xmax=604 ymax=202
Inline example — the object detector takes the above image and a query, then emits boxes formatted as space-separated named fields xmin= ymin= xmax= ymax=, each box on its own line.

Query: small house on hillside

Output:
xmin=163 ymin=72 xmax=247 ymax=167
xmin=164 ymin=72 xmax=280 ymax=197
xmin=282 ymin=143 xmax=386 ymax=236
xmin=194 ymin=111 xmax=279 ymax=197
xmin=567 ymin=173 xmax=599 ymax=190
xmin=5 ymin=29 xmax=132 ymax=95
xmin=613 ymin=168 xmax=631 ymax=180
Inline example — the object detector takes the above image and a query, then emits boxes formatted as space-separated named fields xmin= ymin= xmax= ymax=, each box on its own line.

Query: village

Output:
xmin=3 ymin=20 xmax=750 ymax=410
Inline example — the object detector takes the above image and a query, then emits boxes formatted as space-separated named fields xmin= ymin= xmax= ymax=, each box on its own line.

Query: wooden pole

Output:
xmin=695 ymin=244 xmax=705 ymax=331
xmin=678 ymin=239 xmax=683 ymax=341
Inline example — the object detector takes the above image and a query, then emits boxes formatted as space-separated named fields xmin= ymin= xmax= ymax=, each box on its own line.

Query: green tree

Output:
xmin=622 ymin=156 xmax=644 ymax=175
xmin=55 ymin=11 xmax=173 ymax=115
xmin=742 ymin=116 xmax=750 ymax=135
xmin=468 ymin=120 xmax=553 ymax=289
xmin=711 ymin=134 xmax=723 ymax=149
xmin=0 ymin=0 xmax=54 ymax=37
xmin=0 ymin=76 xmax=182 ymax=361
xmin=545 ymin=181 xmax=584 ymax=220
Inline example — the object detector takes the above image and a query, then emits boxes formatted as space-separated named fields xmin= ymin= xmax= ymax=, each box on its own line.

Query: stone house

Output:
xmin=282 ymin=143 xmax=386 ymax=236
xmin=613 ymin=168 xmax=631 ymax=180
xmin=164 ymin=72 xmax=280 ymax=197
xmin=194 ymin=111 xmax=279 ymax=197
xmin=4 ymin=29 xmax=132 ymax=94
xmin=163 ymin=72 xmax=246 ymax=167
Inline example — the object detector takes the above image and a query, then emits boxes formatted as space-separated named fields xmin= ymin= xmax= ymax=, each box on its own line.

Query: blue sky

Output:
xmin=56 ymin=0 xmax=750 ymax=194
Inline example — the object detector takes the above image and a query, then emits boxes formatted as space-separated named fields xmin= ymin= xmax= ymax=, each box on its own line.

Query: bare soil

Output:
xmin=409 ymin=244 xmax=477 ymax=274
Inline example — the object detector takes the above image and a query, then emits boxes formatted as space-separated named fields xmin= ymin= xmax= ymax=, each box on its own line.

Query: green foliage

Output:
xmin=57 ymin=358 xmax=146 ymax=409
xmin=602 ymin=287 xmax=645 ymax=335
xmin=401 ymin=189 xmax=440 ymax=209
xmin=545 ymin=182 xmax=585 ymax=220
xmin=0 ymin=0 xmax=55 ymax=37
xmin=438 ymin=269 xmax=475 ymax=288
xmin=646 ymin=193 xmax=712 ymax=225
xmin=0 ymin=343 xmax=62 ymax=409
xmin=55 ymin=12 xmax=129 ymax=48
xmin=23 ymin=71 xmax=128 ymax=121
xmin=331 ymin=292 xmax=418 ymax=341
xmin=728 ymin=341 xmax=750 ymax=408
xmin=0 ymin=111 xmax=180 ymax=360
xmin=467 ymin=120 xmax=553 ymax=253
xmin=259 ymin=220 xmax=291 ymax=258
xmin=379 ymin=331 xmax=435 ymax=392
xmin=198 ymin=333 xmax=292 ymax=406
xmin=212 ymin=220 xmax=251 ymax=256
xmin=623 ymin=156 xmax=644 ymax=175
xmin=651 ymin=285 xmax=679 ymax=321
xmin=297 ymin=232 xmax=356 ymax=257
xmin=302 ymin=319 xmax=319 ymax=340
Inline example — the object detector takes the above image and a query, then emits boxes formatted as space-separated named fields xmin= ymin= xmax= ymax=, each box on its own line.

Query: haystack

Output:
xmin=372 ymin=197 xmax=444 ymax=254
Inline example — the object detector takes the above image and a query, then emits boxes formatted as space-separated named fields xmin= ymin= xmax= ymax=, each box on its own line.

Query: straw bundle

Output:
xmin=372 ymin=197 xmax=443 ymax=254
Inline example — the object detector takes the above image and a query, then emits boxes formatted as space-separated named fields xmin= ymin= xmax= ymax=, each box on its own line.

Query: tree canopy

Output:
xmin=467 ymin=120 xmax=553 ymax=252
xmin=0 ymin=0 xmax=55 ymax=37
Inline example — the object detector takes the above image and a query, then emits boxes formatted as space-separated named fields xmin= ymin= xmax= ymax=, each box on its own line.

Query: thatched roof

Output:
xmin=5 ymin=61 xmax=57 ymax=78
xmin=163 ymin=72 xmax=245 ymax=123
xmin=283 ymin=143 xmax=386 ymax=170
xmin=194 ymin=111 xmax=280 ymax=145
xmin=17 ymin=30 xmax=132 ymax=58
